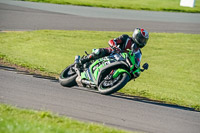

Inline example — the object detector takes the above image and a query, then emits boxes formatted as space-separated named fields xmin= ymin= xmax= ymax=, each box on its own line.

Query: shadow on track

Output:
xmin=0 ymin=64 xmax=58 ymax=82
xmin=111 ymin=93 xmax=199 ymax=112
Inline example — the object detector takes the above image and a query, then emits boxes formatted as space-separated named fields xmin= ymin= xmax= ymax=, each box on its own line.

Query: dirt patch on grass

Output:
xmin=0 ymin=59 xmax=59 ymax=79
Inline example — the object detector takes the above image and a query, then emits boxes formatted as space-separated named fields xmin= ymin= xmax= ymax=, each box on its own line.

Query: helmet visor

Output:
xmin=136 ymin=33 xmax=148 ymax=46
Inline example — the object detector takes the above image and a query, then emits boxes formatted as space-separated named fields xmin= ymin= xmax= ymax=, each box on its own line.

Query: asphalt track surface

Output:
xmin=0 ymin=0 xmax=200 ymax=133
xmin=1 ymin=66 xmax=200 ymax=133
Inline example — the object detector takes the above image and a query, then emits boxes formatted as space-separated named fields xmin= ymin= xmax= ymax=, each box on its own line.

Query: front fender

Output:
xmin=113 ymin=69 xmax=131 ymax=79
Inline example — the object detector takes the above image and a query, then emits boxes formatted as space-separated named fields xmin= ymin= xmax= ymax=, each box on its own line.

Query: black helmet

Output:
xmin=132 ymin=28 xmax=149 ymax=48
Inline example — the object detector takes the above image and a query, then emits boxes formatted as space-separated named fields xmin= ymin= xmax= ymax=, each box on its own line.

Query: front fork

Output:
xmin=74 ymin=56 xmax=83 ymax=87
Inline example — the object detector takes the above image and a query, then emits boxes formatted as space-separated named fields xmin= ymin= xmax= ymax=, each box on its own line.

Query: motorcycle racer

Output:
xmin=79 ymin=28 xmax=149 ymax=77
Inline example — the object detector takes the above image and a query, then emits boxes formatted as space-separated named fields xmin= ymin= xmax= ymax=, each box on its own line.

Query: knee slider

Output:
xmin=92 ymin=49 xmax=100 ymax=55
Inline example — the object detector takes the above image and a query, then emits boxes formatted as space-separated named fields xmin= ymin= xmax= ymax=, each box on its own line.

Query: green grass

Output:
xmin=22 ymin=0 xmax=200 ymax=13
xmin=0 ymin=104 xmax=131 ymax=133
xmin=0 ymin=30 xmax=200 ymax=111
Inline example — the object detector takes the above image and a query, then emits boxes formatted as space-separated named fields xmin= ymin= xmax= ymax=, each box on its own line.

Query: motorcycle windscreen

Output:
xmin=134 ymin=50 xmax=142 ymax=67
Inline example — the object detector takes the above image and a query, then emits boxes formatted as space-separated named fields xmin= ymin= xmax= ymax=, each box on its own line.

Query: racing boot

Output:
xmin=80 ymin=48 xmax=108 ymax=65
xmin=80 ymin=54 xmax=94 ymax=64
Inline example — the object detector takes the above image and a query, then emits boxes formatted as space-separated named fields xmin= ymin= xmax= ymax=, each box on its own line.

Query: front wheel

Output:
xmin=59 ymin=64 xmax=78 ymax=87
xmin=98 ymin=73 xmax=130 ymax=95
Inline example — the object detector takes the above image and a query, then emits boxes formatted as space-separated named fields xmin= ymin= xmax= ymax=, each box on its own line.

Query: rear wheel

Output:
xmin=98 ymin=73 xmax=130 ymax=95
xmin=59 ymin=64 xmax=77 ymax=87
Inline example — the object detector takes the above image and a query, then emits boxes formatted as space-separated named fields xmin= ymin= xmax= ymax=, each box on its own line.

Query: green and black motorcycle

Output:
xmin=59 ymin=46 xmax=148 ymax=95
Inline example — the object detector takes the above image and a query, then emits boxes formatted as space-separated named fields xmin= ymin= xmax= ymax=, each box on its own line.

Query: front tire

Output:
xmin=59 ymin=64 xmax=78 ymax=87
xmin=98 ymin=73 xmax=130 ymax=95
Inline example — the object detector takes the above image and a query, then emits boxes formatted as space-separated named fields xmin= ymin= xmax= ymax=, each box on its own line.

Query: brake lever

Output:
xmin=85 ymin=51 xmax=89 ymax=55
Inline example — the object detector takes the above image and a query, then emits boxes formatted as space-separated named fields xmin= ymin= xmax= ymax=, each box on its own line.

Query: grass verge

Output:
xmin=0 ymin=104 xmax=131 ymax=133
xmin=22 ymin=0 xmax=200 ymax=13
xmin=0 ymin=30 xmax=200 ymax=111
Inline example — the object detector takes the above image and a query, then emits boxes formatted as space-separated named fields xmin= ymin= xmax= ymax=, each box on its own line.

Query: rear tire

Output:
xmin=98 ymin=73 xmax=130 ymax=95
xmin=59 ymin=64 xmax=77 ymax=87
